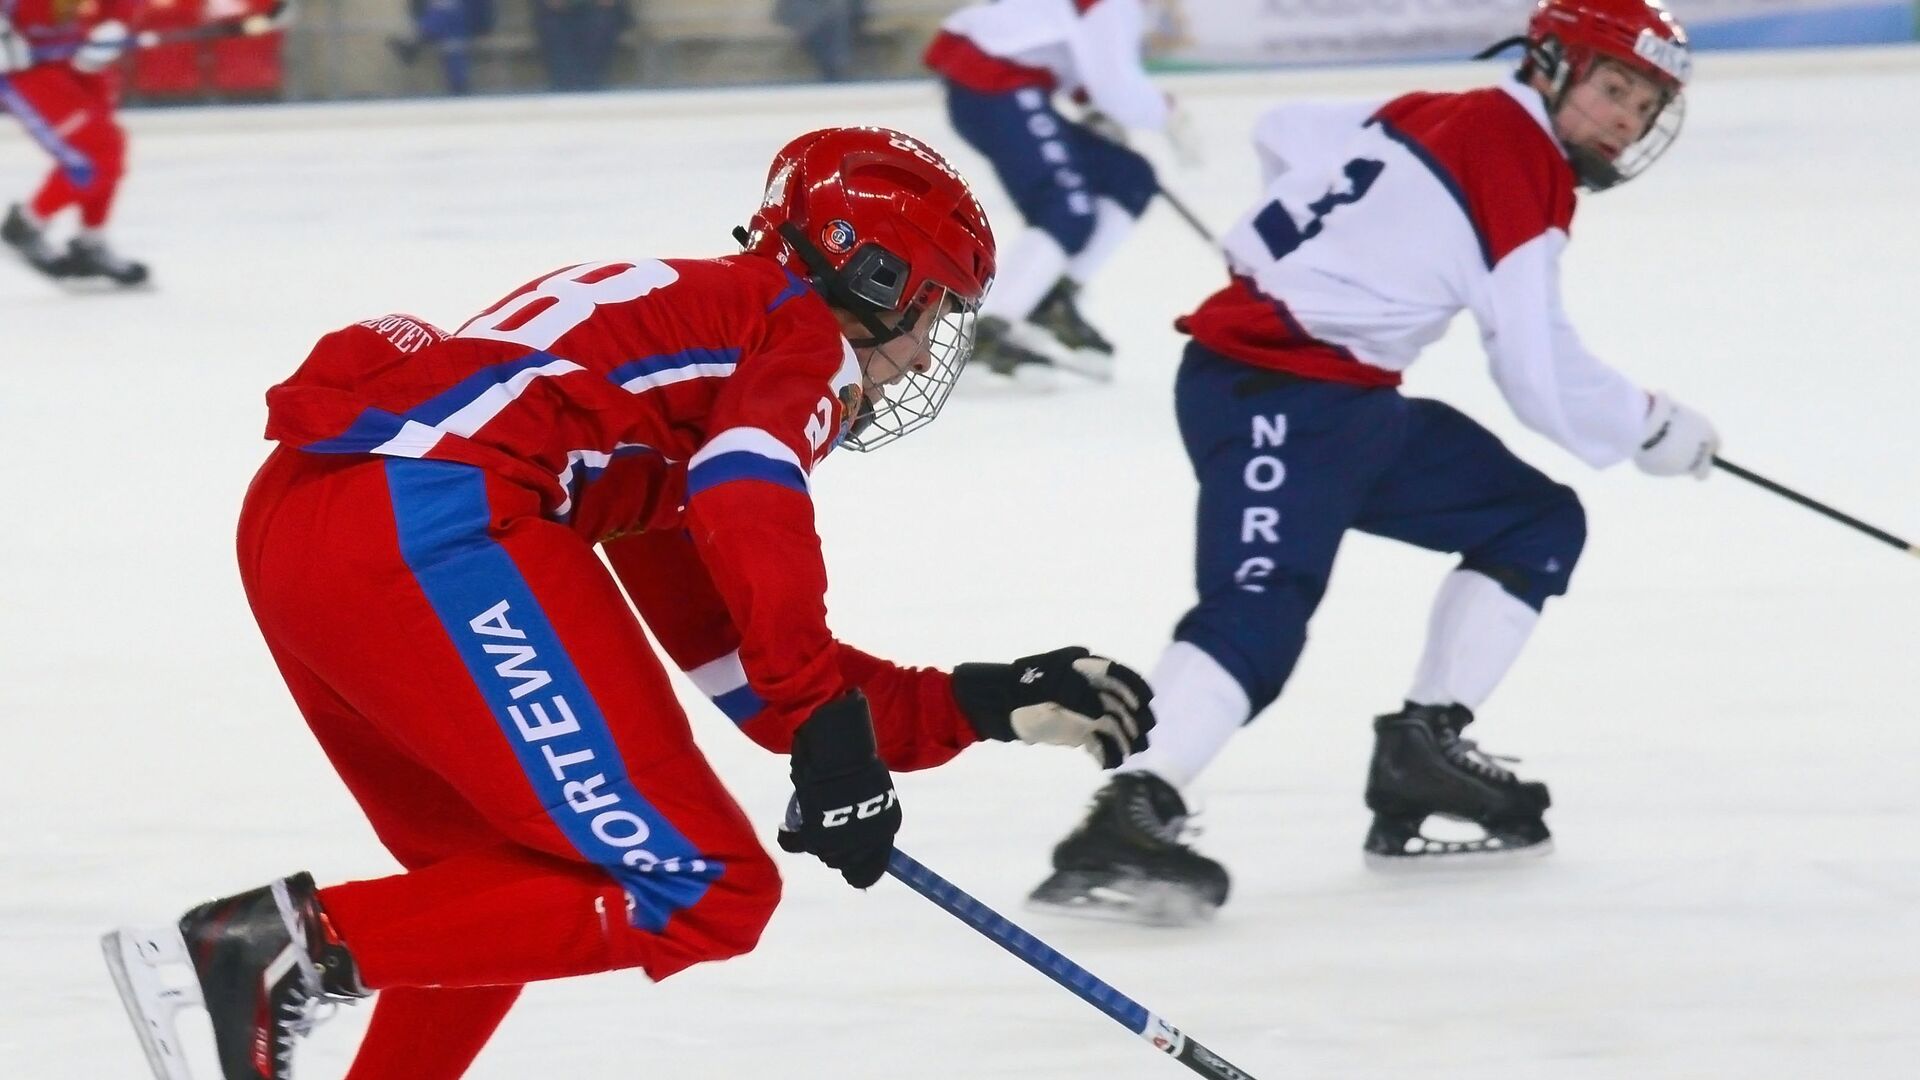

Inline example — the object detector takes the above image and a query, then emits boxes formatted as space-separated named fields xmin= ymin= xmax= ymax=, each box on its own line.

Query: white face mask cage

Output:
xmin=1569 ymin=87 xmax=1684 ymax=190
xmin=1529 ymin=40 xmax=1687 ymax=191
xmin=839 ymin=285 xmax=977 ymax=453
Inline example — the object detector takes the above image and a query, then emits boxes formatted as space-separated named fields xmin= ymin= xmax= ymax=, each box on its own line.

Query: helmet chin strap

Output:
xmin=731 ymin=224 xmax=913 ymax=347
xmin=1475 ymin=37 xmax=1626 ymax=192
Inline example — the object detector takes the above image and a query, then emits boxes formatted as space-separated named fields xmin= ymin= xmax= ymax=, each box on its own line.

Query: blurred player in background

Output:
xmin=0 ymin=0 xmax=148 ymax=285
xmin=100 ymin=126 xmax=1159 ymax=1080
xmin=1028 ymin=0 xmax=1721 ymax=925
xmin=925 ymin=0 xmax=1201 ymax=382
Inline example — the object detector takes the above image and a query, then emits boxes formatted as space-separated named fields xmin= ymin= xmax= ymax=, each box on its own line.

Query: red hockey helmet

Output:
xmin=1501 ymin=0 xmax=1691 ymax=189
xmin=738 ymin=126 xmax=996 ymax=450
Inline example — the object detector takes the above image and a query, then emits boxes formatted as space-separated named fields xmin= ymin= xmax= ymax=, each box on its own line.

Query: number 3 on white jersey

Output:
xmin=457 ymin=261 xmax=679 ymax=351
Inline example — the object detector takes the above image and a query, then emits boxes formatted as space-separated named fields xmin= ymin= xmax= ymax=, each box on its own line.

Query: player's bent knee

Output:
xmin=600 ymin=848 xmax=782 ymax=981
xmin=1102 ymin=151 xmax=1158 ymax=217
xmin=703 ymin=850 xmax=783 ymax=961
xmin=1035 ymin=206 xmax=1096 ymax=255
xmin=1467 ymin=486 xmax=1587 ymax=607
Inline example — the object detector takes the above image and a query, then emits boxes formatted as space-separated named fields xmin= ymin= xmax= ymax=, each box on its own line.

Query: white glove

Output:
xmin=72 ymin=20 xmax=131 ymax=75
xmin=1635 ymin=391 xmax=1718 ymax=479
xmin=1081 ymin=108 xmax=1128 ymax=147
xmin=1164 ymin=98 xmax=1204 ymax=170
xmin=0 ymin=16 xmax=31 ymax=75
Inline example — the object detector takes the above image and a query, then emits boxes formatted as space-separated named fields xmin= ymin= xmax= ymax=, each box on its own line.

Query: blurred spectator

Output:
xmin=390 ymin=0 xmax=497 ymax=95
xmin=774 ymin=0 xmax=865 ymax=82
xmin=533 ymin=0 xmax=632 ymax=91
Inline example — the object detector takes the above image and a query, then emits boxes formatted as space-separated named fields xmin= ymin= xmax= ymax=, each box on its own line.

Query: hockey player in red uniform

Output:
xmin=100 ymin=127 xmax=1158 ymax=1080
xmin=1028 ymin=0 xmax=1721 ymax=924
xmin=0 ymin=0 xmax=147 ymax=284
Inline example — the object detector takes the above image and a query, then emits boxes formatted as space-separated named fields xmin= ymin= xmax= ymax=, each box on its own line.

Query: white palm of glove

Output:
xmin=0 ymin=16 xmax=31 ymax=75
xmin=1635 ymin=390 xmax=1718 ymax=479
xmin=1007 ymin=657 xmax=1150 ymax=766
xmin=72 ymin=20 xmax=130 ymax=75
xmin=1164 ymin=99 xmax=1204 ymax=170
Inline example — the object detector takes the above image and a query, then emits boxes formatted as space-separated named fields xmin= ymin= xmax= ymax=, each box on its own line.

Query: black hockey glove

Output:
xmin=950 ymin=647 xmax=1155 ymax=769
xmin=776 ymin=690 xmax=901 ymax=890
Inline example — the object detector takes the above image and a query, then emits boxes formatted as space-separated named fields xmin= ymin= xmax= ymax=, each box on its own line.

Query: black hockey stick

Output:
xmin=1712 ymin=455 xmax=1917 ymax=558
xmin=1070 ymin=108 xmax=1219 ymax=247
xmin=1158 ymin=186 xmax=1218 ymax=246
xmin=889 ymin=848 xmax=1260 ymax=1079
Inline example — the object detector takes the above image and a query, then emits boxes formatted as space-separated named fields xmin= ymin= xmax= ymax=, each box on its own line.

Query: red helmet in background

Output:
xmin=738 ymin=127 xmax=995 ymax=451
xmin=1516 ymin=0 xmax=1692 ymax=189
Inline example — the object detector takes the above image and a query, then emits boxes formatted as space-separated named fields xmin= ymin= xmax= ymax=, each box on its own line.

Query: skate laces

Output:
xmin=1437 ymin=730 xmax=1521 ymax=783
xmin=1116 ymin=778 xmax=1204 ymax=849
xmin=268 ymin=880 xmax=361 ymax=1058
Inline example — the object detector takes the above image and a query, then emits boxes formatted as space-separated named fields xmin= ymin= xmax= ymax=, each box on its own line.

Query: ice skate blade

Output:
xmin=1048 ymin=348 xmax=1115 ymax=383
xmin=1364 ymin=837 xmax=1555 ymax=872
xmin=1002 ymin=320 xmax=1112 ymax=384
xmin=1026 ymin=875 xmax=1218 ymax=928
xmin=57 ymin=273 xmax=154 ymax=293
xmin=963 ymin=357 xmax=1059 ymax=393
xmin=102 ymin=925 xmax=204 ymax=1080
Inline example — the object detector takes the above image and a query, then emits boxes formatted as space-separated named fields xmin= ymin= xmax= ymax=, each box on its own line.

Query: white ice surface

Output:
xmin=3 ymin=47 xmax=1917 ymax=1080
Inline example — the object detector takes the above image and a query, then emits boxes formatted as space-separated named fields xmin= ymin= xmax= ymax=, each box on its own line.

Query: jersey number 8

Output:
xmin=458 ymin=261 xmax=680 ymax=351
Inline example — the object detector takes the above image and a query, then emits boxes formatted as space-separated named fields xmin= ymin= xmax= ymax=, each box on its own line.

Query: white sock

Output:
xmin=1116 ymin=641 xmax=1251 ymax=790
xmin=979 ymin=227 xmax=1067 ymax=322
xmin=1404 ymin=570 xmax=1541 ymax=711
xmin=1065 ymin=198 xmax=1134 ymax=288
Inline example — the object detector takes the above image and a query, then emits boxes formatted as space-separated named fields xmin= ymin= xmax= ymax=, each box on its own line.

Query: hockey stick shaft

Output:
xmin=1712 ymin=456 xmax=1917 ymax=558
xmin=1069 ymin=113 xmax=1217 ymax=247
xmin=887 ymin=849 xmax=1259 ymax=1080
xmin=1158 ymin=187 xmax=1218 ymax=246
xmin=29 ymin=1 xmax=290 ymax=63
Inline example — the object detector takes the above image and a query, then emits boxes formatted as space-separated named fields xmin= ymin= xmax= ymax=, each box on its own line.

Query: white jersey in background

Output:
xmin=1180 ymin=79 xmax=1649 ymax=467
xmin=926 ymin=0 xmax=1168 ymax=131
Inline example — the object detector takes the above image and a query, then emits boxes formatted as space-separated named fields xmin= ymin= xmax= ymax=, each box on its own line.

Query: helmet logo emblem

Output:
xmin=1632 ymin=28 xmax=1690 ymax=83
xmin=821 ymin=219 xmax=858 ymax=254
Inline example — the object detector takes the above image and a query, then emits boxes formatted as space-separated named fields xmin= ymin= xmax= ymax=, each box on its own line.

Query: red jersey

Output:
xmin=264 ymin=254 xmax=978 ymax=769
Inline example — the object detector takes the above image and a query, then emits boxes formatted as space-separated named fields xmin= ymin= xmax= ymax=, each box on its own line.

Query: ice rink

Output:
xmin=4 ymin=45 xmax=1918 ymax=1080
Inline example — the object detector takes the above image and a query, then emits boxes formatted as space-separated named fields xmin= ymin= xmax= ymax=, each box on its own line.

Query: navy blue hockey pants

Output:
xmin=1172 ymin=343 xmax=1588 ymax=715
xmin=942 ymin=82 xmax=1158 ymax=254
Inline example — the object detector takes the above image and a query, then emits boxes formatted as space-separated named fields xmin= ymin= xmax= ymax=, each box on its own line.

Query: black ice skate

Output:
xmin=1363 ymin=703 xmax=1553 ymax=867
xmin=103 ymin=871 xmax=367 ymax=1080
xmin=972 ymin=314 xmax=1061 ymax=382
xmin=58 ymin=233 xmax=150 ymax=286
xmin=1028 ymin=772 xmax=1229 ymax=927
xmin=1 ymin=203 xmax=72 ymax=280
xmin=1025 ymin=277 xmax=1115 ymax=381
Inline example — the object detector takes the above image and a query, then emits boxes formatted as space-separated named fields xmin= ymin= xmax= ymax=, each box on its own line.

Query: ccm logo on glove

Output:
xmin=820 ymin=790 xmax=898 ymax=828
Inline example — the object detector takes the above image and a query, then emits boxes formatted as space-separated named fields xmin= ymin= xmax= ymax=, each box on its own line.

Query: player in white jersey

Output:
xmin=924 ymin=0 xmax=1201 ymax=380
xmin=1028 ymin=0 xmax=1721 ymax=924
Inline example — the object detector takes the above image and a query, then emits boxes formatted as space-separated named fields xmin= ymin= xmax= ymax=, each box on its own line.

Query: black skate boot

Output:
xmin=1 ymin=203 xmax=72 ymax=279
xmin=1363 ymin=703 xmax=1552 ymax=867
xmin=1028 ymin=772 xmax=1229 ymax=926
xmin=1026 ymin=277 xmax=1115 ymax=381
xmin=59 ymin=232 xmax=150 ymax=286
xmin=972 ymin=314 xmax=1059 ymax=380
xmin=103 ymin=871 xmax=368 ymax=1080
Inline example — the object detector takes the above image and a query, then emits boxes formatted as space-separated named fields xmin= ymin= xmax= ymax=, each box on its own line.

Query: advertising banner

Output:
xmin=1149 ymin=0 xmax=1915 ymax=67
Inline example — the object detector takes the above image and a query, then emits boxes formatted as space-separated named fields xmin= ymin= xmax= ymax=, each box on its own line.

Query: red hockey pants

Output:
xmin=0 ymin=66 xmax=126 ymax=228
xmin=237 ymin=448 xmax=782 ymax=1080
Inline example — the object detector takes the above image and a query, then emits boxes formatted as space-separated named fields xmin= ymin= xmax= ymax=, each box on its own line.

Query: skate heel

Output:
xmin=102 ymin=925 xmax=203 ymax=1080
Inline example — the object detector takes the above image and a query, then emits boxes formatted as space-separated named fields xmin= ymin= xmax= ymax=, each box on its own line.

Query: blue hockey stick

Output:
xmin=887 ymin=848 xmax=1259 ymax=1079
